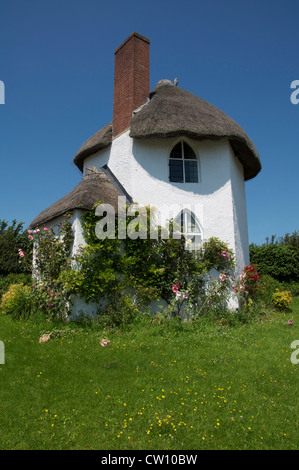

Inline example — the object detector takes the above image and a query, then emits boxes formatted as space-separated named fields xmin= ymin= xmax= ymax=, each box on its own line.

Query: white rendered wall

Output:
xmin=38 ymin=209 xmax=86 ymax=257
xmin=228 ymin=145 xmax=250 ymax=276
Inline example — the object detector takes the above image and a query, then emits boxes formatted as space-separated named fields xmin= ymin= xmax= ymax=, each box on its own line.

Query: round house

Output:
xmin=30 ymin=32 xmax=261 ymax=316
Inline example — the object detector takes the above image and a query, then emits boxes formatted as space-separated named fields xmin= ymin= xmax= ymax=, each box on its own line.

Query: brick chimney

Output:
xmin=113 ymin=32 xmax=150 ymax=138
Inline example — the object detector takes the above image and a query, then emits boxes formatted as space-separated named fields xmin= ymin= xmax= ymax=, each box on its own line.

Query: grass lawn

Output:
xmin=0 ymin=299 xmax=298 ymax=450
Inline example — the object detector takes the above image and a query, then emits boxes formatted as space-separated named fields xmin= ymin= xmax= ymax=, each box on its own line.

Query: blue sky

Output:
xmin=0 ymin=0 xmax=298 ymax=245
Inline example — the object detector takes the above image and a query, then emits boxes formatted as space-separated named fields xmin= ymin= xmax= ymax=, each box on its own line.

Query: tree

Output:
xmin=0 ymin=220 xmax=31 ymax=275
xmin=249 ymin=230 xmax=299 ymax=282
xmin=277 ymin=230 xmax=299 ymax=251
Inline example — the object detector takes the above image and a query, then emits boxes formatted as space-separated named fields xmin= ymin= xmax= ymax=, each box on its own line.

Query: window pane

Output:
xmin=170 ymin=160 xmax=183 ymax=182
xmin=185 ymin=161 xmax=198 ymax=182
xmin=185 ymin=234 xmax=202 ymax=251
xmin=170 ymin=142 xmax=182 ymax=159
xmin=187 ymin=213 xmax=196 ymax=232
xmin=183 ymin=142 xmax=196 ymax=159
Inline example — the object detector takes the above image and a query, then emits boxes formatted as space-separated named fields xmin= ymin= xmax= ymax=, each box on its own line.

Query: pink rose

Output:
xmin=172 ymin=282 xmax=180 ymax=293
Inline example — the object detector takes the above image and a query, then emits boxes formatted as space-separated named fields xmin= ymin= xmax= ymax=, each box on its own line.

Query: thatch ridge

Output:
xmin=28 ymin=166 xmax=131 ymax=228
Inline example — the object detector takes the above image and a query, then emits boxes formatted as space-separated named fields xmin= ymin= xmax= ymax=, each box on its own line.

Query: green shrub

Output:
xmin=97 ymin=294 xmax=140 ymax=328
xmin=249 ymin=243 xmax=299 ymax=282
xmin=0 ymin=283 xmax=33 ymax=319
xmin=272 ymin=289 xmax=293 ymax=311
xmin=30 ymin=281 xmax=70 ymax=321
xmin=0 ymin=273 xmax=32 ymax=299
xmin=199 ymin=237 xmax=235 ymax=273
xmin=59 ymin=241 xmax=122 ymax=303
xmin=254 ymin=274 xmax=283 ymax=306
xmin=0 ymin=279 xmax=70 ymax=321
xmin=280 ymin=280 xmax=299 ymax=297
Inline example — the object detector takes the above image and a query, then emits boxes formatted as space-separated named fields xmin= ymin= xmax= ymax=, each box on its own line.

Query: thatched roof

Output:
xmin=73 ymin=80 xmax=261 ymax=180
xmin=28 ymin=166 xmax=132 ymax=229
xmin=130 ymin=80 xmax=261 ymax=180
xmin=74 ymin=122 xmax=113 ymax=172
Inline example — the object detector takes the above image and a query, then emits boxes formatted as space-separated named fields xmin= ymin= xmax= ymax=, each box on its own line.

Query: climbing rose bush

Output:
xmin=17 ymin=216 xmax=73 ymax=320
xmin=233 ymin=265 xmax=261 ymax=297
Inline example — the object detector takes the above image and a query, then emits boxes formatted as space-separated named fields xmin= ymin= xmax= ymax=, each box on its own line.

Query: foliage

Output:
xmin=164 ymin=273 xmax=232 ymax=320
xmin=272 ymin=289 xmax=293 ymax=311
xmin=0 ymin=273 xmax=32 ymax=299
xmin=0 ymin=219 xmax=31 ymax=275
xmin=59 ymin=207 xmax=123 ymax=304
xmin=232 ymin=264 xmax=261 ymax=297
xmin=13 ymin=204 xmax=285 ymax=324
xmin=197 ymin=237 xmax=235 ymax=273
xmin=58 ymin=206 xmax=236 ymax=323
xmin=59 ymin=242 xmax=122 ymax=303
xmin=27 ymin=218 xmax=73 ymax=283
xmin=281 ymin=280 xmax=299 ymax=297
xmin=123 ymin=231 xmax=200 ymax=305
xmin=30 ymin=281 xmax=70 ymax=321
xmin=253 ymin=274 xmax=283 ymax=306
xmin=0 ymin=283 xmax=33 ymax=319
xmin=265 ymin=230 xmax=299 ymax=251
xmin=17 ymin=215 xmax=74 ymax=320
xmin=249 ymin=231 xmax=299 ymax=282
xmin=97 ymin=294 xmax=141 ymax=328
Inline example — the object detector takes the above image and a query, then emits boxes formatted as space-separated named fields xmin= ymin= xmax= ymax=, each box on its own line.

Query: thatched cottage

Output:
xmin=29 ymin=32 xmax=261 ymax=315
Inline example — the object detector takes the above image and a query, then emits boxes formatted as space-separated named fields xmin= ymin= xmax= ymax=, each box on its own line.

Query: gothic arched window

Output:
xmin=169 ymin=141 xmax=198 ymax=183
xmin=175 ymin=209 xmax=202 ymax=251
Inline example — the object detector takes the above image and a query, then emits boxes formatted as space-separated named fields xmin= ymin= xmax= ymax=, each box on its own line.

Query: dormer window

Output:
xmin=169 ymin=141 xmax=198 ymax=183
